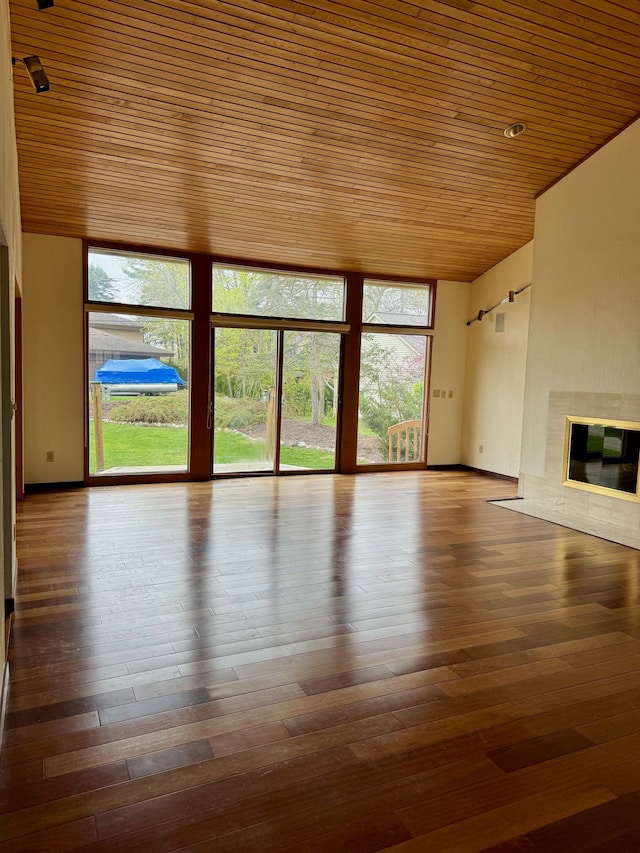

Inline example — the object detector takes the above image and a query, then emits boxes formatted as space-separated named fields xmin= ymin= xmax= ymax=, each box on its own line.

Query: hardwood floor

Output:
xmin=4 ymin=470 xmax=640 ymax=851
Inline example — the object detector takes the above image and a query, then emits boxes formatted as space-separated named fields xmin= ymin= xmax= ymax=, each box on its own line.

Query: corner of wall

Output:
xmin=519 ymin=117 xmax=640 ymax=545
xmin=427 ymin=280 xmax=470 ymax=465
xmin=23 ymin=234 xmax=84 ymax=484
xmin=460 ymin=242 xmax=533 ymax=478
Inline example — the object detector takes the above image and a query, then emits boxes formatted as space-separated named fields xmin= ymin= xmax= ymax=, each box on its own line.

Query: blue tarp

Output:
xmin=95 ymin=358 xmax=186 ymax=386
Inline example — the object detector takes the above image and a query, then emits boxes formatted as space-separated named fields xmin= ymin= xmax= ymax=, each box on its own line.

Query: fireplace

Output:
xmin=496 ymin=393 xmax=640 ymax=550
xmin=563 ymin=416 xmax=640 ymax=501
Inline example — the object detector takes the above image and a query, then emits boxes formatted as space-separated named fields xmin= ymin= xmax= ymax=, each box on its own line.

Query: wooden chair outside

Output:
xmin=388 ymin=419 xmax=422 ymax=462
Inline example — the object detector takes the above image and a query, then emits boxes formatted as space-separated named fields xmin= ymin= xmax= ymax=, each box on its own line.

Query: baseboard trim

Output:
xmin=426 ymin=464 xmax=466 ymax=471
xmin=427 ymin=464 xmax=518 ymax=483
xmin=462 ymin=466 xmax=518 ymax=483
xmin=25 ymin=481 xmax=84 ymax=494
xmin=25 ymin=471 xmax=518 ymax=488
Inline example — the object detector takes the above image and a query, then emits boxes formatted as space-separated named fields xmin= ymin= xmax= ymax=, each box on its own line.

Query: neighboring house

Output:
xmin=88 ymin=315 xmax=173 ymax=380
xmin=90 ymin=313 xmax=143 ymax=343
xmin=361 ymin=312 xmax=426 ymax=392
xmin=366 ymin=312 xmax=427 ymax=327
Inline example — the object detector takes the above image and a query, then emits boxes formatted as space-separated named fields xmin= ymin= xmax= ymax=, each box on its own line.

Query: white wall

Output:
xmin=520 ymin=116 xmax=640 ymax=541
xmin=23 ymin=234 xmax=84 ymax=484
xmin=461 ymin=243 xmax=532 ymax=477
xmin=428 ymin=280 xmax=469 ymax=465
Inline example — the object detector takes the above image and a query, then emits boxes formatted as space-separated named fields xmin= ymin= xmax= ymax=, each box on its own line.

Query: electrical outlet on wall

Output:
xmin=479 ymin=445 xmax=484 ymax=453
xmin=46 ymin=450 xmax=54 ymax=462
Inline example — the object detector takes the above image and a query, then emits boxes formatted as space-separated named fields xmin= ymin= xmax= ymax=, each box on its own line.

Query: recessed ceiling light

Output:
xmin=504 ymin=121 xmax=527 ymax=139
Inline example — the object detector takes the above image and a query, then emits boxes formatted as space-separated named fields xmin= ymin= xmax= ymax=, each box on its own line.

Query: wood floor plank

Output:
xmin=0 ymin=816 xmax=98 ymax=852
xmin=4 ymin=471 xmax=640 ymax=850
xmin=392 ymin=783 xmax=616 ymax=852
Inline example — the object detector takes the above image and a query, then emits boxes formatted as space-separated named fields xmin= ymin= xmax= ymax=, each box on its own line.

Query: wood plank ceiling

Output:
xmin=9 ymin=0 xmax=640 ymax=281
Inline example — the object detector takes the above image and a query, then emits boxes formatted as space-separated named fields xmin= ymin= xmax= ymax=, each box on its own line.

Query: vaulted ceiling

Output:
xmin=9 ymin=0 xmax=640 ymax=281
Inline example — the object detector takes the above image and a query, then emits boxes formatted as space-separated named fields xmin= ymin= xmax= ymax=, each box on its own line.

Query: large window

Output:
xmin=212 ymin=265 xmax=345 ymax=321
xmin=362 ymin=280 xmax=433 ymax=327
xmin=86 ymin=251 xmax=192 ymax=478
xmin=357 ymin=280 xmax=432 ymax=466
xmin=85 ymin=249 xmax=435 ymax=481
xmin=89 ymin=249 xmax=190 ymax=310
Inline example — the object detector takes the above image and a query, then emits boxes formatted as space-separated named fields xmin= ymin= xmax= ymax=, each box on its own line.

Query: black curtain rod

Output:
xmin=466 ymin=283 xmax=531 ymax=326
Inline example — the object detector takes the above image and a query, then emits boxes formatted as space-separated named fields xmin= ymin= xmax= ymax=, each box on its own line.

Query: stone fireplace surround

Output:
xmin=493 ymin=391 xmax=640 ymax=549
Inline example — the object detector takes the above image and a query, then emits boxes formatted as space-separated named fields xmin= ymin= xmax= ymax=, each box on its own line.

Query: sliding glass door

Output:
xmin=211 ymin=263 xmax=347 ymax=476
xmin=212 ymin=327 xmax=278 ymax=474
xmin=212 ymin=325 xmax=342 ymax=475
xmin=280 ymin=330 xmax=340 ymax=471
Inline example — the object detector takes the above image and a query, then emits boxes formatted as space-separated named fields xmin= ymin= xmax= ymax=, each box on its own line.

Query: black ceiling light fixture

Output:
xmin=12 ymin=55 xmax=50 ymax=92
xmin=16 ymin=0 xmax=55 ymax=91
xmin=503 ymin=121 xmax=528 ymax=139
xmin=24 ymin=55 xmax=50 ymax=92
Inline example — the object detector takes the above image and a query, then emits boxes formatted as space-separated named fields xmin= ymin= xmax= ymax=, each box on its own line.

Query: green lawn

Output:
xmin=280 ymin=445 xmax=335 ymax=469
xmin=89 ymin=422 xmax=335 ymax=473
xmin=211 ymin=431 xmax=335 ymax=469
xmin=213 ymin=430 xmax=263 ymax=464
xmin=90 ymin=422 xmax=188 ymax=473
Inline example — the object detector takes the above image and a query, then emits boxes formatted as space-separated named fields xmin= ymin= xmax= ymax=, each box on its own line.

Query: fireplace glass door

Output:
xmin=565 ymin=418 xmax=640 ymax=500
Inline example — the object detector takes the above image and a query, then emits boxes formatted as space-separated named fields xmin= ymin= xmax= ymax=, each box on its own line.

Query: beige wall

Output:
xmin=520 ymin=116 xmax=640 ymax=541
xmin=428 ymin=280 xmax=469 ymax=465
xmin=461 ymin=243 xmax=532 ymax=477
xmin=20 ymin=245 xmax=468 ymax=476
xmin=0 ymin=0 xmax=21 ymax=679
xmin=23 ymin=234 xmax=84 ymax=484
xmin=1 ymin=0 xmax=20 ymax=275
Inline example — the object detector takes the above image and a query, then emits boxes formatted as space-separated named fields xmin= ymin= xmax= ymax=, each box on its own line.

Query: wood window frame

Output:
xmin=83 ymin=240 xmax=436 ymax=484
